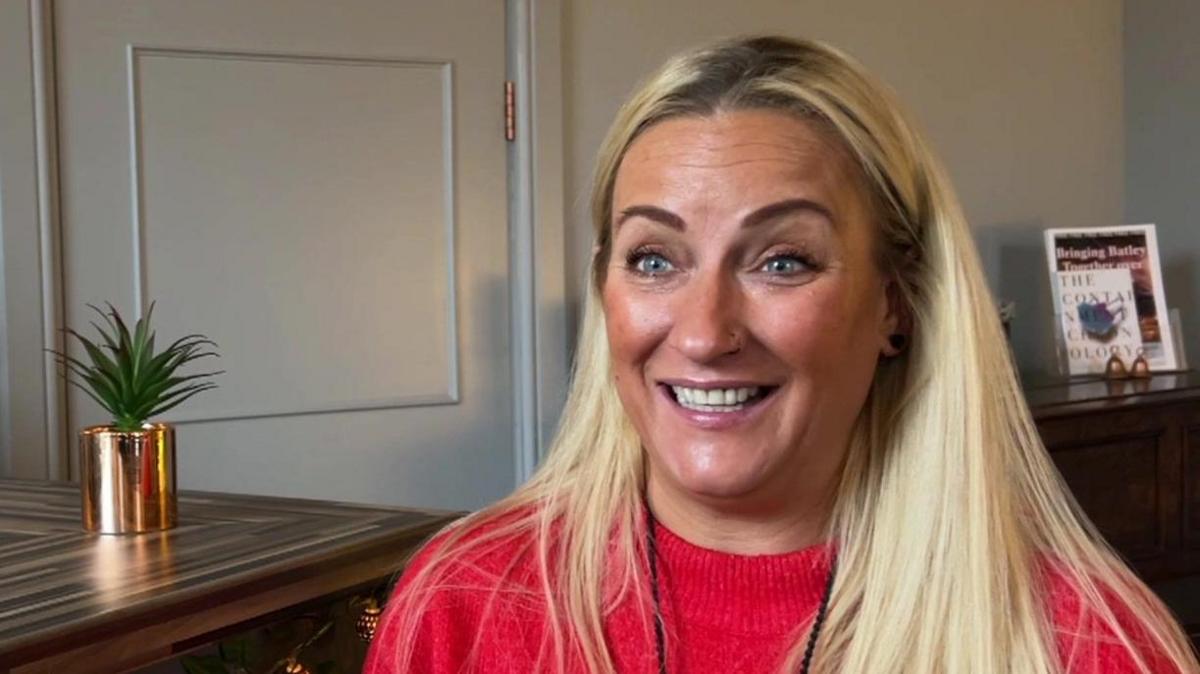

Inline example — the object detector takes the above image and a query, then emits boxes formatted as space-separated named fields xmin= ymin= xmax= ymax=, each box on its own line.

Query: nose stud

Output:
xmin=729 ymin=330 xmax=744 ymax=354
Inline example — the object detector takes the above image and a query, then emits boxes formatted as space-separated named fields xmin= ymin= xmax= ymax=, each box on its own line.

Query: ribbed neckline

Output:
xmin=652 ymin=519 xmax=836 ymax=636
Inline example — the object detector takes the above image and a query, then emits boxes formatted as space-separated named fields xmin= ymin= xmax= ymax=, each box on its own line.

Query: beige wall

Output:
xmin=561 ymin=0 xmax=1124 ymax=372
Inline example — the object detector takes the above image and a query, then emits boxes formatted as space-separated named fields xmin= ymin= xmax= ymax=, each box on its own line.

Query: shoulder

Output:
xmin=1043 ymin=562 xmax=1186 ymax=673
xmin=399 ymin=508 xmax=543 ymax=592
xmin=363 ymin=508 xmax=546 ymax=674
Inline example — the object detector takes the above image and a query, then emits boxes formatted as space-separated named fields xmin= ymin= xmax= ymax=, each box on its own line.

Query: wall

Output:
xmin=1125 ymin=1 xmax=1200 ymax=364
xmin=0 ymin=0 xmax=61 ymax=479
xmin=561 ymin=0 xmax=1125 ymax=373
xmin=0 ymin=1 xmax=563 ymax=503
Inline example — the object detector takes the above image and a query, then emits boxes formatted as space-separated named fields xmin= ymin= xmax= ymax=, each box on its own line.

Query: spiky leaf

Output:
xmin=47 ymin=303 xmax=221 ymax=430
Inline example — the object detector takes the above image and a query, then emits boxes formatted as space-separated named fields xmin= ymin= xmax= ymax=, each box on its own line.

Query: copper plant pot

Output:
xmin=80 ymin=423 xmax=178 ymax=534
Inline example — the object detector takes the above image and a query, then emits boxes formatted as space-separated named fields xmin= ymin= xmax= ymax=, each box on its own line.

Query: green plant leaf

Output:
xmin=131 ymin=301 xmax=156 ymax=383
xmin=139 ymin=341 xmax=218 ymax=391
xmin=87 ymin=320 xmax=121 ymax=356
xmin=144 ymin=383 xmax=219 ymax=419
xmin=58 ymin=348 xmax=120 ymax=391
xmin=128 ymin=371 xmax=225 ymax=419
xmin=53 ymin=303 xmax=221 ymax=425
xmin=54 ymin=353 xmax=120 ymax=403
xmin=78 ymin=372 xmax=121 ymax=412
xmin=88 ymin=303 xmax=120 ymax=339
xmin=133 ymin=330 xmax=156 ymax=388
xmin=53 ymin=363 xmax=120 ymax=416
xmin=103 ymin=302 xmax=131 ymax=341
xmin=66 ymin=328 xmax=127 ymax=400
xmin=161 ymin=341 xmax=220 ymax=374
xmin=88 ymin=303 xmax=127 ymax=359
xmin=103 ymin=302 xmax=138 ymax=396
xmin=129 ymin=380 xmax=220 ymax=421
xmin=132 ymin=301 xmax=153 ymax=355
xmin=63 ymin=378 xmax=118 ymax=418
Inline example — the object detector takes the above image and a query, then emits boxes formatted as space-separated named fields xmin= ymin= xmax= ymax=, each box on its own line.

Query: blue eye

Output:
xmin=631 ymin=252 xmax=674 ymax=275
xmin=761 ymin=255 xmax=808 ymax=275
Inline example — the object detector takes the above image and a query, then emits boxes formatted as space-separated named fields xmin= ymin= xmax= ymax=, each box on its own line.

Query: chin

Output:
xmin=661 ymin=448 xmax=774 ymax=501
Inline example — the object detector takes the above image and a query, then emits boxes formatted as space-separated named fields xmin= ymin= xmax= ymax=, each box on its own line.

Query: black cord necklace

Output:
xmin=645 ymin=512 xmax=837 ymax=674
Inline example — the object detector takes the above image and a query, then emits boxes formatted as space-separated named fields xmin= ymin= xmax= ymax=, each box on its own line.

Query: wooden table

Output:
xmin=0 ymin=479 xmax=457 ymax=674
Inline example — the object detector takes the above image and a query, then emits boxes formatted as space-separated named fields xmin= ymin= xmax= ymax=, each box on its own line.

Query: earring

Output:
xmin=887 ymin=333 xmax=908 ymax=352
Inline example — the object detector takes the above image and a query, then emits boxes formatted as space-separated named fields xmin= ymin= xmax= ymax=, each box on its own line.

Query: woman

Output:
xmin=365 ymin=36 xmax=1198 ymax=673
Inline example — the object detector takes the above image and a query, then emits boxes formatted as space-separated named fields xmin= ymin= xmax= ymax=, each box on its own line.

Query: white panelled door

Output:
xmin=54 ymin=1 xmax=513 ymax=509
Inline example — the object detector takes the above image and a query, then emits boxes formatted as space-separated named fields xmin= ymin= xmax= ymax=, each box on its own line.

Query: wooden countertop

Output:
xmin=0 ymin=479 xmax=457 ymax=673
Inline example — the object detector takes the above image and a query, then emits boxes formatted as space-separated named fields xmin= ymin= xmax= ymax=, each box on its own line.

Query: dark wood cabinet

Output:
xmin=1026 ymin=372 xmax=1200 ymax=643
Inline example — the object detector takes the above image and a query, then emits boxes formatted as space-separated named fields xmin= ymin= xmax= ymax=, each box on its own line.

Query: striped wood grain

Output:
xmin=0 ymin=479 xmax=456 ymax=671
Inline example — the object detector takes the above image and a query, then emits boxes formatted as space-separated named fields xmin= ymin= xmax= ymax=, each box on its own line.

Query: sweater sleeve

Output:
xmin=1048 ymin=568 xmax=1186 ymax=674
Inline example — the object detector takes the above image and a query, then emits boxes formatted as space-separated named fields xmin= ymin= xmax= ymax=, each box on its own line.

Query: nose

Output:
xmin=668 ymin=267 xmax=745 ymax=363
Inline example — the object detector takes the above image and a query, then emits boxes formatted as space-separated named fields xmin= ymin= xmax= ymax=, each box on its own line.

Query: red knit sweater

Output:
xmin=364 ymin=520 xmax=1183 ymax=673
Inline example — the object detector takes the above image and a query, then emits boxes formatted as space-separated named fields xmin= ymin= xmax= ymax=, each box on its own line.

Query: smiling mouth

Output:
xmin=665 ymin=384 xmax=776 ymax=413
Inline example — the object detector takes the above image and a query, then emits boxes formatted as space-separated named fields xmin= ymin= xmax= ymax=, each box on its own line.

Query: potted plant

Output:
xmin=50 ymin=302 xmax=221 ymax=534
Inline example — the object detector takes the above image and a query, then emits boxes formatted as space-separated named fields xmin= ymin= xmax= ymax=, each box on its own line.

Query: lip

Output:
xmin=657 ymin=381 xmax=779 ymax=430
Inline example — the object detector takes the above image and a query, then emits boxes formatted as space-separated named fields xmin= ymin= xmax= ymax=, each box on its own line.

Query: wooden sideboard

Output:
xmin=1026 ymin=371 xmax=1200 ymax=643
xmin=0 ymin=481 xmax=457 ymax=674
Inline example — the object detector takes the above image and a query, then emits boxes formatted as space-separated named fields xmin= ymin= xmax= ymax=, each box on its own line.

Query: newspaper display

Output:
xmin=1044 ymin=224 xmax=1177 ymax=375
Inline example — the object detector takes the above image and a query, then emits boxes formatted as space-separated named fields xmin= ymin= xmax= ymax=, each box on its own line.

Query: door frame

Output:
xmin=0 ymin=0 xmax=569 ymax=488
xmin=0 ymin=0 xmax=68 ymax=481
xmin=508 ymin=0 xmax=569 ymax=482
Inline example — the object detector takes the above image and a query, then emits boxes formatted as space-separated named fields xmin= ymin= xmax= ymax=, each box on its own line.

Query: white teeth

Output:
xmin=670 ymin=385 xmax=763 ymax=412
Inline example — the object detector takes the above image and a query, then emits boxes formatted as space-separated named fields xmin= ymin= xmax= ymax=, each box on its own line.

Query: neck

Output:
xmin=645 ymin=470 xmax=835 ymax=555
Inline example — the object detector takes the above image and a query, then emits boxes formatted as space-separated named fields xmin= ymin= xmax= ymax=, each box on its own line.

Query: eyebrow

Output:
xmin=615 ymin=197 xmax=834 ymax=231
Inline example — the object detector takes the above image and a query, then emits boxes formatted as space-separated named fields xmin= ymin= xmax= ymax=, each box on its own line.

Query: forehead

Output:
xmin=613 ymin=109 xmax=864 ymax=216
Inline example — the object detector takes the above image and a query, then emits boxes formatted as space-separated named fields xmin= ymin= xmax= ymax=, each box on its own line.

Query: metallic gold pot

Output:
xmin=80 ymin=423 xmax=177 ymax=534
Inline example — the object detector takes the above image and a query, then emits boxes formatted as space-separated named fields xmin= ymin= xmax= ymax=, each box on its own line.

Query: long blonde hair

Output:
xmin=388 ymin=36 xmax=1198 ymax=673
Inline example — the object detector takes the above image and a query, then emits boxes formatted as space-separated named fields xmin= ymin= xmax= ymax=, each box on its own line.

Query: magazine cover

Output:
xmin=1043 ymin=224 xmax=1177 ymax=374
xmin=1054 ymin=268 xmax=1142 ymax=375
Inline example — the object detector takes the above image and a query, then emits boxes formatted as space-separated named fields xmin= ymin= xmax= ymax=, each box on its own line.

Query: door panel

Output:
xmin=55 ymin=1 xmax=511 ymax=509
xmin=135 ymin=51 xmax=457 ymax=417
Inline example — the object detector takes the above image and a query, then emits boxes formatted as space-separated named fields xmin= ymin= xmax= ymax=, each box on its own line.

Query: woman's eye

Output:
xmin=760 ymin=255 xmax=809 ymax=275
xmin=631 ymin=252 xmax=674 ymax=275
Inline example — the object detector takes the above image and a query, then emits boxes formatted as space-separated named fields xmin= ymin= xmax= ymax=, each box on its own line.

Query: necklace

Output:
xmin=645 ymin=512 xmax=837 ymax=674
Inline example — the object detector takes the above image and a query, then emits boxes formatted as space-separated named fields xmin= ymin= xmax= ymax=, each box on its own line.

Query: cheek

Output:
xmin=755 ymin=288 xmax=843 ymax=356
xmin=601 ymin=282 xmax=671 ymax=373
xmin=753 ymin=282 xmax=882 ymax=371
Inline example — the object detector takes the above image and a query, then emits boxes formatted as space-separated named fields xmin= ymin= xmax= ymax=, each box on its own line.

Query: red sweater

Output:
xmin=364 ymin=520 xmax=1182 ymax=673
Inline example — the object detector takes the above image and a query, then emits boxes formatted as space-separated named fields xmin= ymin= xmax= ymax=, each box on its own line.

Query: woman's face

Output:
xmin=603 ymin=109 xmax=899 ymax=512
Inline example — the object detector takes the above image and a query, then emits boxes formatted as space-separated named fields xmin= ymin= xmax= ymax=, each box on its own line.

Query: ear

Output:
xmin=878 ymin=279 xmax=909 ymax=357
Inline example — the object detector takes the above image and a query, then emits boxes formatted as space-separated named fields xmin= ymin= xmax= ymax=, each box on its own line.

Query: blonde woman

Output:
xmin=364 ymin=36 xmax=1198 ymax=673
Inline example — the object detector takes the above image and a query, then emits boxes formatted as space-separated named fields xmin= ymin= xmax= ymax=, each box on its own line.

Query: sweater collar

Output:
xmin=651 ymin=518 xmax=836 ymax=636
